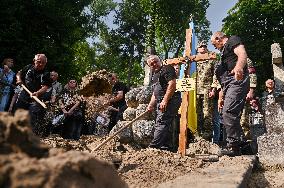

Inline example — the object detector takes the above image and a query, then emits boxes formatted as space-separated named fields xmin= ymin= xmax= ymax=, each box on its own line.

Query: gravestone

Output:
xmin=257 ymin=43 xmax=284 ymax=167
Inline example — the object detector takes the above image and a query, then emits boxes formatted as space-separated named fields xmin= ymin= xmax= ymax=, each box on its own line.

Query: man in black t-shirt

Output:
xmin=211 ymin=31 xmax=249 ymax=156
xmin=15 ymin=54 xmax=52 ymax=136
xmin=107 ymin=73 xmax=128 ymax=132
xmin=146 ymin=55 xmax=181 ymax=151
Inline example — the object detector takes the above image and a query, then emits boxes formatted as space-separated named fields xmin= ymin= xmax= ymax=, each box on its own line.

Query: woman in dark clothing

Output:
xmin=59 ymin=79 xmax=83 ymax=140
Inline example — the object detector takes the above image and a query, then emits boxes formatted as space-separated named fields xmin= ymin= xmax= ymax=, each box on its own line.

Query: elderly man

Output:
xmin=15 ymin=54 xmax=52 ymax=136
xmin=211 ymin=31 xmax=249 ymax=156
xmin=146 ymin=55 xmax=181 ymax=151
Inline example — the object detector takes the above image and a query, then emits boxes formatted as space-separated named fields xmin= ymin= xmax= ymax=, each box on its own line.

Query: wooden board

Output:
xmin=176 ymin=78 xmax=195 ymax=91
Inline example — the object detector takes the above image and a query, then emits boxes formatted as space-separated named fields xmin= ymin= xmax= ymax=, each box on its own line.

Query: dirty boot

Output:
xmin=218 ymin=146 xmax=241 ymax=157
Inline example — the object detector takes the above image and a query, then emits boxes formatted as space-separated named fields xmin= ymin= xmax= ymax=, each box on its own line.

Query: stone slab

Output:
xmin=265 ymin=103 xmax=284 ymax=134
xmin=157 ymin=155 xmax=256 ymax=188
xmin=258 ymin=133 xmax=284 ymax=167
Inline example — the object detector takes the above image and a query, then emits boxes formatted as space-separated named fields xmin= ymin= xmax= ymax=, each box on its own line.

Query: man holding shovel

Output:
xmin=15 ymin=54 xmax=52 ymax=136
xmin=146 ymin=55 xmax=181 ymax=151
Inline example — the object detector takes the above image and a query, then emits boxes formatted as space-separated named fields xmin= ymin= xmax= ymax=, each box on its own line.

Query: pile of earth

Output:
xmin=0 ymin=110 xmax=127 ymax=188
xmin=41 ymin=135 xmax=211 ymax=188
xmin=79 ymin=69 xmax=112 ymax=97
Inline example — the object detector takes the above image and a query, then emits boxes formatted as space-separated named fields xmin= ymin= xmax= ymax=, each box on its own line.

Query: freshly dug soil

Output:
xmin=42 ymin=135 xmax=208 ymax=188
xmin=248 ymin=164 xmax=284 ymax=188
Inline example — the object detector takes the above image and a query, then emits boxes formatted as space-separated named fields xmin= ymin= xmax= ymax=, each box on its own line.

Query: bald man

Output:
xmin=15 ymin=54 xmax=52 ymax=136
xmin=211 ymin=31 xmax=249 ymax=156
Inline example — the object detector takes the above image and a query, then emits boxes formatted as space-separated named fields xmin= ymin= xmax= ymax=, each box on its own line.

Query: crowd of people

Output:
xmin=145 ymin=31 xmax=274 ymax=156
xmin=0 ymin=54 xmax=129 ymax=140
xmin=0 ymin=31 xmax=276 ymax=157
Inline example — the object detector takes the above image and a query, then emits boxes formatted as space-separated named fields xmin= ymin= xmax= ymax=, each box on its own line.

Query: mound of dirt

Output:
xmin=79 ymin=69 xmax=112 ymax=97
xmin=0 ymin=111 xmax=127 ymax=188
xmin=42 ymin=135 xmax=208 ymax=188
xmin=186 ymin=138 xmax=220 ymax=156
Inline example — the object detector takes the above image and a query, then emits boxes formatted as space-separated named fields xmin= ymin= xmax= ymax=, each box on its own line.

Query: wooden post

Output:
xmin=178 ymin=29 xmax=192 ymax=156
xmin=178 ymin=91 xmax=189 ymax=156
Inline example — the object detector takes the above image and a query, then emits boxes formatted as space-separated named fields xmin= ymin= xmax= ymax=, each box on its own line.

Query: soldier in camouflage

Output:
xmin=196 ymin=41 xmax=216 ymax=140
xmin=240 ymin=58 xmax=257 ymax=140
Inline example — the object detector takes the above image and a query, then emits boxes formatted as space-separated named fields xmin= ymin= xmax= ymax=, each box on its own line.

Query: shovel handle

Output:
xmin=93 ymin=110 xmax=148 ymax=151
xmin=21 ymin=84 xmax=47 ymax=109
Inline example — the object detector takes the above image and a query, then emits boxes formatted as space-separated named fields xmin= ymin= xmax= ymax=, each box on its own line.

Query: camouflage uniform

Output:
xmin=196 ymin=57 xmax=215 ymax=140
xmin=240 ymin=58 xmax=257 ymax=139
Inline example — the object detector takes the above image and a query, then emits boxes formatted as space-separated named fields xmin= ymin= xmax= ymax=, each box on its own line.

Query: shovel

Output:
xmin=93 ymin=110 xmax=148 ymax=151
xmin=21 ymin=84 xmax=47 ymax=109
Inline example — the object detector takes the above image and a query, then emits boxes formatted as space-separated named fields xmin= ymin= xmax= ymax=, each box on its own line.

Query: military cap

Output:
xmin=197 ymin=41 xmax=207 ymax=48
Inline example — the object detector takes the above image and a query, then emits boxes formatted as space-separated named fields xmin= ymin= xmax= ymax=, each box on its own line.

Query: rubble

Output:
xmin=136 ymin=86 xmax=152 ymax=104
xmin=186 ymin=138 xmax=220 ymax=156
xmin=123 ymin=107 xmax=136 ymax=121
xmin=84 ymin=94 xmax=112 ymax=120
xmin=136 ymin=104 xmax=155 ymax=120
xmin=109 ymin=121 xmax=133 ymax=143
xmin=125 ymin=87 xmax=141 ymax=108
xmin=132 ymin=120 xmax=155 ymax=146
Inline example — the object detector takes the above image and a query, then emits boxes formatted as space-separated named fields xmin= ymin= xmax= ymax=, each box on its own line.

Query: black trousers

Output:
xmin=149 ymin=95 xmax=181 ymax=151
xmin=221 ymin=73 xmax=249 ymax=147
xmin=15 ymin=99 xmax=48 ymax=137
xmin=108 ymin=105 xmax=127 ymax=132
xmin=62 ymin=115 xmax=83 ymax=140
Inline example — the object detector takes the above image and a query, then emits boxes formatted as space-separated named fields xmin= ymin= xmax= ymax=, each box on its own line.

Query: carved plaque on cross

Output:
xmin=176 ymin=78 xmax=195 ymax=91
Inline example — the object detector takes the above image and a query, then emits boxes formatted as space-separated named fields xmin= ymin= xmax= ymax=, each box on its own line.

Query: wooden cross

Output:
xmin=163 ymin=28 xmax=216 ymax=157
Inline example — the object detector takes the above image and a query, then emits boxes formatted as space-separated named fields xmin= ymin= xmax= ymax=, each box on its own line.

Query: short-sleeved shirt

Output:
xmin=51 ymin=81 xmax=63 ymax=97
xmin=153 ymin=65 xmax=177 ymax=99
xmin=19 ymin=65 xmax=52 ymax=101
xmin=111 ymin=81 xmax=128 ymax=108
xmin=222 ymin=35 xmax=243 ymax=71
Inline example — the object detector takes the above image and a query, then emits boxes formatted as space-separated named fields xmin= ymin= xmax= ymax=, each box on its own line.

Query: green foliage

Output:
xmin=0 ymin=0 xmax=91 ymax=81
xmin=90 ymin=0 xmax=147 ymax=86
xmin=222 ymin=0 xmax=284 ymax=94
xmin=141 ymin=0 xmax=211 ymax=58
xmin=1 ymin=0 xmax=212 ymax=87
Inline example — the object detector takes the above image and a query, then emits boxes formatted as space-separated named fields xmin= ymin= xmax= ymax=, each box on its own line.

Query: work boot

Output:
xmin=240 ymin=141 xmax=254 ymax=155
xmin=218 ymin=146 xmax=241 ymax=157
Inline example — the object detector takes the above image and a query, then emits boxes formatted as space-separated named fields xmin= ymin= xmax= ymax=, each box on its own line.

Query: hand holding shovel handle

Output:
xmin=21 ymin=84 xmax=47 ymax=109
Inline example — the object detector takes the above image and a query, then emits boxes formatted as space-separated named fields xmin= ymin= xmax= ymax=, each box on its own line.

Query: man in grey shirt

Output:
xmin=50 ymin=71 xmax=63 ymax=103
